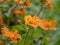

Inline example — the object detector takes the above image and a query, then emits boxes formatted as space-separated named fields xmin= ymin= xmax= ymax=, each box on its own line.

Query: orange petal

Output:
xmin=0 ymin=17 xmax=3 ymax=25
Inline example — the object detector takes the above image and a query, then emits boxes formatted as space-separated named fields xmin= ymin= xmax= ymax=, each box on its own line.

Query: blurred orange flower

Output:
xmin=0 ymin=17 xmax=3 ymax=25
xmin=39 ymin=20 xmax=56 ymax=30
xmin=0 ymin=40 xmax=2 ymax=45
xmin=15 ymin=0 xmax=30 ymax=7
xmin=46 ymin=0 xmax=52 ymax=2
xmin=24 ymin=15 xmax=56 ymax=30
xmin=15 ymin=0 xmax=23 ymax=5
xmin=25 ymin=0 xmax=30 ymax=7
xmin=1 ymin=27 xmax=22 ymax=43
xmin=0 ymin=0 xmax=5 ymax=3
xmin=44 ymin=0 xmax=54 ymax=9
xmin=48 ymin=4 xmax=53 ymax=9
xmin=1 ymin=27 xmax=14 ymax=38
xmin=11 ymin=30 xmax=22 ymax=43
xmin=14 ymin=9 xmax=26 ymax=15
xmin=24 ymin=15 xmax=40 ymax=28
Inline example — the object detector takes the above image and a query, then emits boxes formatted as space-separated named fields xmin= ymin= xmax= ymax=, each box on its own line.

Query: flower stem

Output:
xmin=38 ymin=5 xmax=44 ymax=16
xmin=8 ymin=4 xmax=17 ymax=26
xmin=8 ymin=4 xmax=17 ymax=16
xmin=24 ymin=29 xmax=30 ymax=45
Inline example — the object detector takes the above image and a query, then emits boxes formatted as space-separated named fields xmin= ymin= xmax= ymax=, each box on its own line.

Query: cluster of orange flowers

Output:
xmin=14 ymin=0 xmax=30 ymax=15
xmin=15 ymin=0 xmax=30 ymax=7
xmin=1 ymin=27 xmax=22 ymax=43
xmin=24 ymin=15 xmax=56 ymax=30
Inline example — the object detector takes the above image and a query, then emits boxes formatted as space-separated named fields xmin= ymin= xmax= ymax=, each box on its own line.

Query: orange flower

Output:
xmin=13 ymin=30 xmax=22 ymax=40
xmin=48 ymin=4 xmax=54 ymax=9
xmin=14 ymin=9 xmax=26 ymax=15
xmin=39 ymin=20 xmax=56 ymax=30
xmin=25 ymin=0 xmax=30 ymax=7
xmin=0 ymin=17 xmax=3 ymax=25
xmin=0 ymin=40 xmax=2 ymax=45
xmin=46 ymin=0 xmax=52 ymax=2
xmin=24 ymin=15 xmax=40 ymax=28
xmin=1 ymin=27 xmax=22 ymax=43
xmin=15 ymin=0 xmax=23 ymax=5
xmin=44 ymin=0 xmax=53 ymax=9
xmin=15 ymin=0 xmax=30 ymax=7
xmin=0 ymin=0 xmax=5 ymax=3
xmin=1 ymin=27 xmax=14 ymax=38
xmin=11 ymin=30 xmax=22 ymax=43
xmin=24 ymin=15 xmax=56 ymax=30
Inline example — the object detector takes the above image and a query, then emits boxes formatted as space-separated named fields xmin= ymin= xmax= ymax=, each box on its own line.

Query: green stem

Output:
xmin=24 ymin=29 xmax=30 ymax=45
xmin=8 ymin=4 xmax=17 ymax=26
xmin=38 ymin=5 xmax=44 ymax=16
xmin=8 ymin=4 xmax=17 ymax=16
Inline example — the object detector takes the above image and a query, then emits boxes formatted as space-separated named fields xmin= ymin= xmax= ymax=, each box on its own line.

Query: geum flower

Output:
xmin=46 ymin=0 xmax=53 ymax=2
xmin=15 ymin=0 xmax=30 ymax=7
xmin=11 ymin=30 xmax=22 ymax=43
xmin=44 ymin=0 xmax=53 ymax=9
xmin=0 ymin=17 xmax=3 ymax=25
xmin=24 ymin=15 xmax=56 ymax=30
xmin=15 ymin=0 xmax=23 ymax=5
xmin=24 ymin=15 xmax=40 ymax=28
xmin=0 ymin=0 xmax=5 ymax=3
xmin=1 ymin=27 xmax=22 ymax=43
xmin=39 ymin=20 xmax=56 ymax=30
xmin=25 ymin=0 xmax=30 ymax=7
xmin=0 ymin=40 xmax=2 ymax=45
xmin=14 ymin=9 xmax=26 ymax=15
xmin=47 ymin=4 xmax=53 ymax=9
